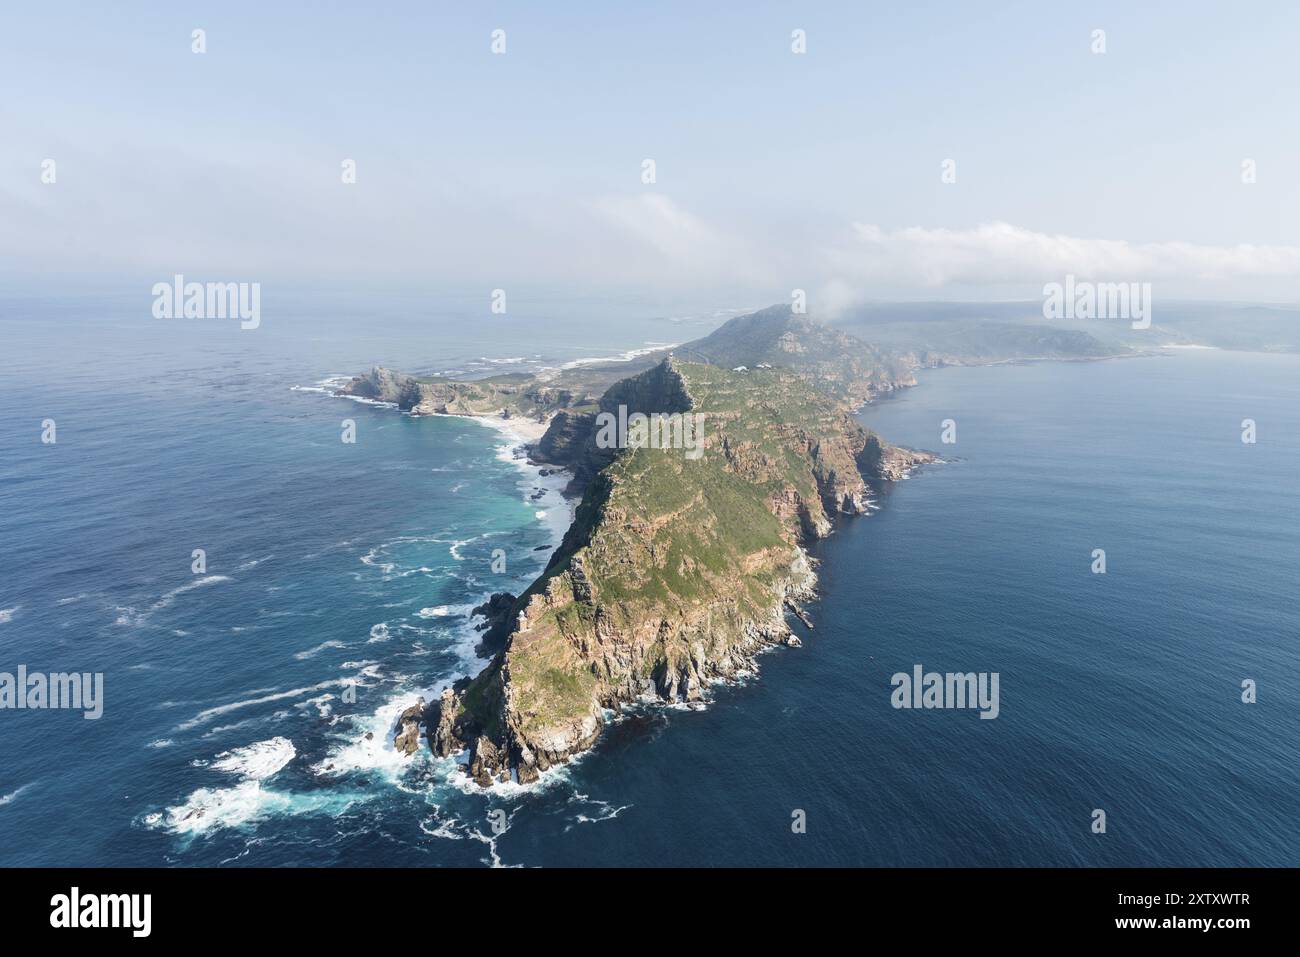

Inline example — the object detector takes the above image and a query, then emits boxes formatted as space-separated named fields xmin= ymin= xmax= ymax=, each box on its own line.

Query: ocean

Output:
xmin=1 ymin=295 xmax=1296 ymax=867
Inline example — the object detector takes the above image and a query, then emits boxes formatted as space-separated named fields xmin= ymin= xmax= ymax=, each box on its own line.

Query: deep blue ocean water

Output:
xmin=1 ymin=295 xmax=1296 ymax=867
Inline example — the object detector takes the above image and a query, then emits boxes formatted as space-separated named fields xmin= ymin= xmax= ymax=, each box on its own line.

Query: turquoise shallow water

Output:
xmin=1 ymin=296 xmax=1296 ymax=866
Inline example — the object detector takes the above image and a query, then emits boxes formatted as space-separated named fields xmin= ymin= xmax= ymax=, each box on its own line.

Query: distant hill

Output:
xmin=673 ymin=305 xmax=916 ymax=403
xmin=830 ymin=317 xmax=1130 ymax=365
xmin=825 ymin=298 xmax=1300 ymax=357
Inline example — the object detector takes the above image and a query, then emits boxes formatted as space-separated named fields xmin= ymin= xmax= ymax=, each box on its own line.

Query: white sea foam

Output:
xmin=397 ymin=565 xmax=435 ymax=578
xmin=115 ymin=575 xmax=231 ymax=627
xmin=0 ymin=783 xmax=34 ymax=807
xmin=287 ymin=375 xmax=585 ymax=812
xmin=417 ymin=810 xmax=517 ymax=867
xmin=150 ymin=781 xmax=370 ymax=837
xmin=417 ymin=603 xmax=476 ymax=619
xmin=474 ymin=421 xmax=576 ymax=547
xmin=148 ymin=737 xmax=329 ymax=837
xmin=340 ymin=394 xmax=399 ymax=408
xmin=367 ymin=622 xmax=391 ymax=643
xmin=211 ymin=737 xmax=297 ymax=781
xmin=359 ymin=547 xmax=396 ymax=576
xmin=311 ymin=683 xmax=444 ymax=780
xmin=418 ymin=816 xmax=466 ymax=841
xmin=557 ymin=342 xmax=679 ymax=371
xmin=294 ymin=639 xmax=347 ymax=660
xmin=0 ymin=607 xmax=17 ymax=624
xmin=298 ymin=694 xmax=335 ymax=719
xmin=564 ymin=791 xmax=632 ymax=832
xmin=361 ymin=535 xmax=465 ymax=579
xmin=176 ymin=667 xmax=380 ymax=732
xmin=291 ymin=375 xmax=398 ymax=409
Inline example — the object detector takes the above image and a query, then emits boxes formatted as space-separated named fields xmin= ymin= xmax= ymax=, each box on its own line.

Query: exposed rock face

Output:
xmin=393 ymin=698 xmax=426 ymax=756
xmin=468 ymin=735 xmax=506 ymax=787
xmin=537 ymin=357 xmax=694 ymax=496
xmin=427 ymin=688 xmax=464 ymax=758
xmin=344 ymin=366 xmax=417 ymax=404
xmin=438 ymin=358 xmax=930 ymax=786
xmin=858 ymin=433 xmax=937 ymax=481
xmin=533 ymin=410 xmax=595 ymax=470
xmin=472 ymin=592 xmax=518 ymax=656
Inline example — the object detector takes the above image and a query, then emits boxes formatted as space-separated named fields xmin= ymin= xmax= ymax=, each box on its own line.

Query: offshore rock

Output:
xmin=393 ymin=698 xmax=426 ymax=756
xmin=427 ymin=688 xmax=463 ymax=758
xmin=469 ymin=735 xmax=504 ymax=787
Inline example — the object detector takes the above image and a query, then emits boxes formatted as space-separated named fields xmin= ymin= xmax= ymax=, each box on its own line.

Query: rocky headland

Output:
xmin=342 ymin=308 xmax=938 ymax=782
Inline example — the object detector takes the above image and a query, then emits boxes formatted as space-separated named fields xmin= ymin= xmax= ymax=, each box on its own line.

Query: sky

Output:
xmin=2 ymin=0 xmax=1299 ymax=307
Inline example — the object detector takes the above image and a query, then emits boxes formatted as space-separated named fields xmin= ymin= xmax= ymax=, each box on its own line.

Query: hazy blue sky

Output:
xmin=3 ymin=1 xmax=1298 ymax=305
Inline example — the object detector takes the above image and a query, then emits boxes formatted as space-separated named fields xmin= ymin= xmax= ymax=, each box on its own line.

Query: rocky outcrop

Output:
xmin=392 ymin=698 xmax=426 ymax=756
xmin=857 ymin=433 xmax=937 ymax=481
xmin=427 ymin=687 xmax=464 ymax=758
xmin=542 ymin=357 xmax=695 ymax=496
xmin=533 ymin=410 xmax=596 ymax=471
xmin=472 ymin=592 xmax=518 ymax=656
xmin=468 ymin=734 xmax=511 ymax=787
xmin=343 ymin=366 xmax=420 ymax=405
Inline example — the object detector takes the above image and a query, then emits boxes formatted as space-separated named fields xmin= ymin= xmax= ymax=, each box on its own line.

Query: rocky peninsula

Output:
xmin=337 ymin=307 xmax=940 ymax=784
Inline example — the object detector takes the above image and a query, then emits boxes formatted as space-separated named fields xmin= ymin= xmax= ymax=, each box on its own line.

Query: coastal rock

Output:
xmin=858 ymin=433 xmax=937 ymax=482
xmin=427 ymin=688 xmax=463 ymax=758
xmin=393 ymin=698 xmax=426 ymax=756
xmin=472 ymin=592 xmax=518 ymax=657
xmin=341 ymin=366 xmax=418 ymax=404
xmin=468 ymin=735 xmax=504 ymax=787
xmin=534 ymin=410 xmax=596 ymax=471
